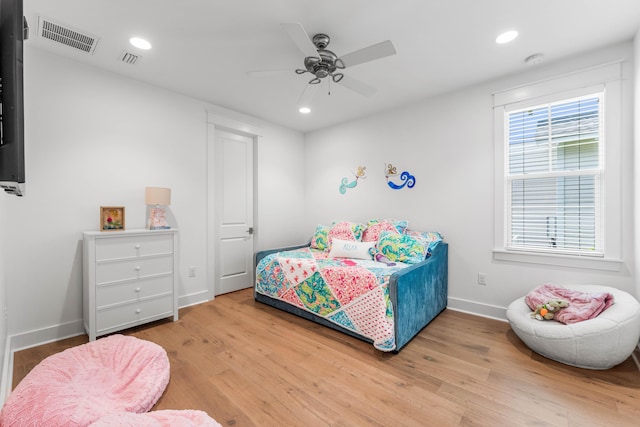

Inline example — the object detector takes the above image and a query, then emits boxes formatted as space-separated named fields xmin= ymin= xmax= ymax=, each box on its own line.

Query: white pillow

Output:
xmin=328 ymin=239 xmax=375 ymax=260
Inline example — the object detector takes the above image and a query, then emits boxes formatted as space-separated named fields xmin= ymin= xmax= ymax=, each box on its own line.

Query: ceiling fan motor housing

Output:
xmin=312 ymin=33 xmax=330 ymax=49
xmin=304 ymin=47 xmax=343 ymax=80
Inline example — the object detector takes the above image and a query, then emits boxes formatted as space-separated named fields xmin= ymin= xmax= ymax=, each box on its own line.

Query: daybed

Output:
xmin=254 ymin=221 xmax=448 ymax=352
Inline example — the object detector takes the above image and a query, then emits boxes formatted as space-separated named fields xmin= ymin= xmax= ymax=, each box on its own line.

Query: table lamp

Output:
xmin=145 ymin=187 xmax=171 ymax=230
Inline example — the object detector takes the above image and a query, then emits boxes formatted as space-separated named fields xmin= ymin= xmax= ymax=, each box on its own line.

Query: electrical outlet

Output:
xmin=188 ymin=266 xmax=196 ymax=277
xmin=478 ymin=273 xmax=487 ymax=286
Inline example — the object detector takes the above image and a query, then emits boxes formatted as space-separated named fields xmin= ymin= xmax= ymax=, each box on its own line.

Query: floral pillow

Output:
xmin=328 ymin=220 xmax=366 ymax=244
xmin=362 ymin=221 xmax=398 ymax=242
xmin=377 ymin=231 xmax=427 ymax=264
xmin=367 ymin=218 xmax=409 ymax=234
xmin=403 ymin=229 xmax=443 ymax=255
xmin=310 ymin=224 xmax=330 ymax=251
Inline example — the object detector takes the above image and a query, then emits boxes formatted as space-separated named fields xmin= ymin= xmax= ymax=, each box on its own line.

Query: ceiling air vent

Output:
xmin=38 ymin=17 xmax=99 ymax=54
xmin=119 ymin=51 xmax=141 ymax=65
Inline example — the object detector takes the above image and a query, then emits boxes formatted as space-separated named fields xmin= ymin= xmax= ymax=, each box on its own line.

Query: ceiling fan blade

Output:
xmin=339 ymin=40 xmax=396 ymax=68
xmin=281 ymin=23 xmax=318 ymax=58
xmin=297 ymin=83 xmax=320 ymax=109
xmin=338 ymin=75 xmax=377 ymax=97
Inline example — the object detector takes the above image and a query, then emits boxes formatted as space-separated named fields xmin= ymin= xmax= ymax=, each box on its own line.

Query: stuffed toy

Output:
xmin=531 ymin=299 xmax=570 ymax=321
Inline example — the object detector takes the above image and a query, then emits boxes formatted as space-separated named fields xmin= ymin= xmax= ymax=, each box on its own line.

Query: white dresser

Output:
xmin=83 ymin=229 xmax=179 ymax=341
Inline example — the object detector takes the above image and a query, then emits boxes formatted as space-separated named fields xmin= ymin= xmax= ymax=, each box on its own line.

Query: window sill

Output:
xmin=492 ymin=249 xmax=623 ymax=272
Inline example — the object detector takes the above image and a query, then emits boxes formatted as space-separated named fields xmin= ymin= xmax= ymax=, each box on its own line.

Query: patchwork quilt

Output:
xmin=255 ymin=247 xmax=409 ymax=351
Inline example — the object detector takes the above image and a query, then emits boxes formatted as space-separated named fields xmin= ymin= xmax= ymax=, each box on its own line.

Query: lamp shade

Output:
xmin=145 ymin=187 xmax=171 ymax=206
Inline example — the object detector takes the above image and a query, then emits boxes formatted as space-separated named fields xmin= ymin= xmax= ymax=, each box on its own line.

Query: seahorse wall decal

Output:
xmin=385 ymin=163 xmax=416 ymax=190
xmin=339 ymin=165 xmax=366 ymax=194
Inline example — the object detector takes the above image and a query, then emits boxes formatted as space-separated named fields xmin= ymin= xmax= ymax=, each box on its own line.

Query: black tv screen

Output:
xmin=0 ymin=0 xmax=27 ymax=196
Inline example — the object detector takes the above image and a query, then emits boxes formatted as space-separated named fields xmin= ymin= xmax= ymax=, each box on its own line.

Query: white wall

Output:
xmin=255 ymin=125 xmax=307 ymax=250
xmin=3 ymin=46 xmax=305 ymax=347
xmin=305 ymin=41 xmax=636 ymax=318
xmin=635 ymin=30 xmax=640 ymax=299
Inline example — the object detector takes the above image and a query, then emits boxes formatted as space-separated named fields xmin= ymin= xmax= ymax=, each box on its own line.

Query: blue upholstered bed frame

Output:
xmin=254 ymin=242 xmax=448 ymax=352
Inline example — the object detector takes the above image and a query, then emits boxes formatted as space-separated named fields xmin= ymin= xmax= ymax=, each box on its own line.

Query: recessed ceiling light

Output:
xmin=299 ymin=107 xmax=311 ymax=114
xmin=129 ymin=37 xmax=152 ymax=50
xmin=496 ymin=30 xmax=518 ymax=44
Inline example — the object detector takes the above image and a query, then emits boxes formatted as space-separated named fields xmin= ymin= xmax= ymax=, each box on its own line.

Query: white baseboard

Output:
xmin=447 ymin=297 xmax=508 ymax=322
xmin=178 ymin=290 xmax=210 ymax=309
xmin=10 ymin=320 xmax=85 ymax=353
xmin=6 ymin=292 xmax=210 ymax=354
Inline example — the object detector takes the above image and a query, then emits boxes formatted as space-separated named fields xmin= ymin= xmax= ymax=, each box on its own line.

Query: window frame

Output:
xmin=505 ymin=92 xmax=604 ymax=256
xmin=492 ymin=62 xmax=623 ymax=271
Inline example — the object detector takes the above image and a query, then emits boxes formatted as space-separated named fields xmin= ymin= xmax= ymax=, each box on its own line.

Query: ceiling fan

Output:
xmin=252 ymin=23 xmax=396 ymax=107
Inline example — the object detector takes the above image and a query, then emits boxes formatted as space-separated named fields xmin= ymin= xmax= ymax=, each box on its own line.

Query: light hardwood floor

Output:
xmin=12 ymin=288 xmax=640 ymax=426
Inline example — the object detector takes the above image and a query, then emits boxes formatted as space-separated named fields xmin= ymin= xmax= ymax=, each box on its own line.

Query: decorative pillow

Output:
xmin=362 ymin=221 xmax=398 ymax=242
xmin=377 ymin=231 xmax=427 ymax=264
xmin=367 ymin=219 xmax=409 ymax=234
xmin=403 ymin=229 xmax=443 ymax=255
xmin=328 ymin=220 xmax=366 ymax=244
xmin=310 ymin=224 xmax=330 ymax=250
xmin=328 ymin=239 xmax=375 ymax=260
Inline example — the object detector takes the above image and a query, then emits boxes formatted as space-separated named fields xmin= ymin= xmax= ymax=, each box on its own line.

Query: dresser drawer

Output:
xmin=96 ymin=255 xmax=173 ymax=284
xmin=95 ymin=234 xmax=173 ymax=261
xmin=96 ymin=295 xmax=173 ymax=333
xmin=96 ymin=274 xmax=174 ymax=308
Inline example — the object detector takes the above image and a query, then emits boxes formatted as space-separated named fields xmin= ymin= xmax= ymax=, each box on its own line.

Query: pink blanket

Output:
xmin=525 ymin=284 xmax=614 ymax=324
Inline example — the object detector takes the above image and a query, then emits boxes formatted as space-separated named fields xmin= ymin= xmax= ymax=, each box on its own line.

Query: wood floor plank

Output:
xmin=11 ymin=288 xmax=640 ymax=426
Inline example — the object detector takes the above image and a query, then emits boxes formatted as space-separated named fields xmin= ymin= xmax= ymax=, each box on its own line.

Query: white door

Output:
xmin=215 ymin=130 xmax=254 ymax=295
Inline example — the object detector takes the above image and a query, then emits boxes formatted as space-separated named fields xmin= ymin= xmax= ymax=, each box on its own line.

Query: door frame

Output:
xmin=206 ymin=110 xmax=262 ymax=300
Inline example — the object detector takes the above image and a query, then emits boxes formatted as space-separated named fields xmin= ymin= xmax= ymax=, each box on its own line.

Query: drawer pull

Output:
xmin=135 ymin=266 xmax=141 ymax=271
xmin=135 ymin=308 xmax=142 ymax=314
xmin=135 ymin=244 xmax=141 ymax=249
xmin=135 ymin=287 xmax=141 ymax=293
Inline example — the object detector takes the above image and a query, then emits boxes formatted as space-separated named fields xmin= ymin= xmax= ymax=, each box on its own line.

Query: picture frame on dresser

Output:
xmin=100 ymin=206 xmax=125 ymax=231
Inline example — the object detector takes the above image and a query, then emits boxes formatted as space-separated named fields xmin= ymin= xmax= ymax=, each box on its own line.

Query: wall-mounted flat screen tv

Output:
xmin=0 ymin=0 xmax=27 ymax=196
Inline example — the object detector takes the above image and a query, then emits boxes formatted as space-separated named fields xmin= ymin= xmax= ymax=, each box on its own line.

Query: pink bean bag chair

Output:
xmin=90 ymin=409 xmax=222 ymax=426
xmin=0 ymin=334 xmax=170 ymax=426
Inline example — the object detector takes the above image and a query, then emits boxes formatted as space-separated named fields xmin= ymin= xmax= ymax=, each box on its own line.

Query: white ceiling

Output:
xmin=24 ymin=0 xmax=640 ymax=133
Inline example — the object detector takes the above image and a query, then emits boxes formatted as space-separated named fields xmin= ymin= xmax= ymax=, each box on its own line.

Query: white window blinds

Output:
xmin=505 ymin=94 xmax=603 ymax=255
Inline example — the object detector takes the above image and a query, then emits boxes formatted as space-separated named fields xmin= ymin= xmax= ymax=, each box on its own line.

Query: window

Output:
xmin=493 ymin=62 xmax=623 ymax=270
xmin=506 ymin=94 xmax=603 ymax=255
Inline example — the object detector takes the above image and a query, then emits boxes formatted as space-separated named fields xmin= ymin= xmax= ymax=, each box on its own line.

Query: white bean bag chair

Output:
xmin=507 ymin=285 xmax=640 ymax=369
xmin=0 ymin=334 xmax=170 ymax=426
xmin=90 ymin=409 xmax=222 ymax=426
